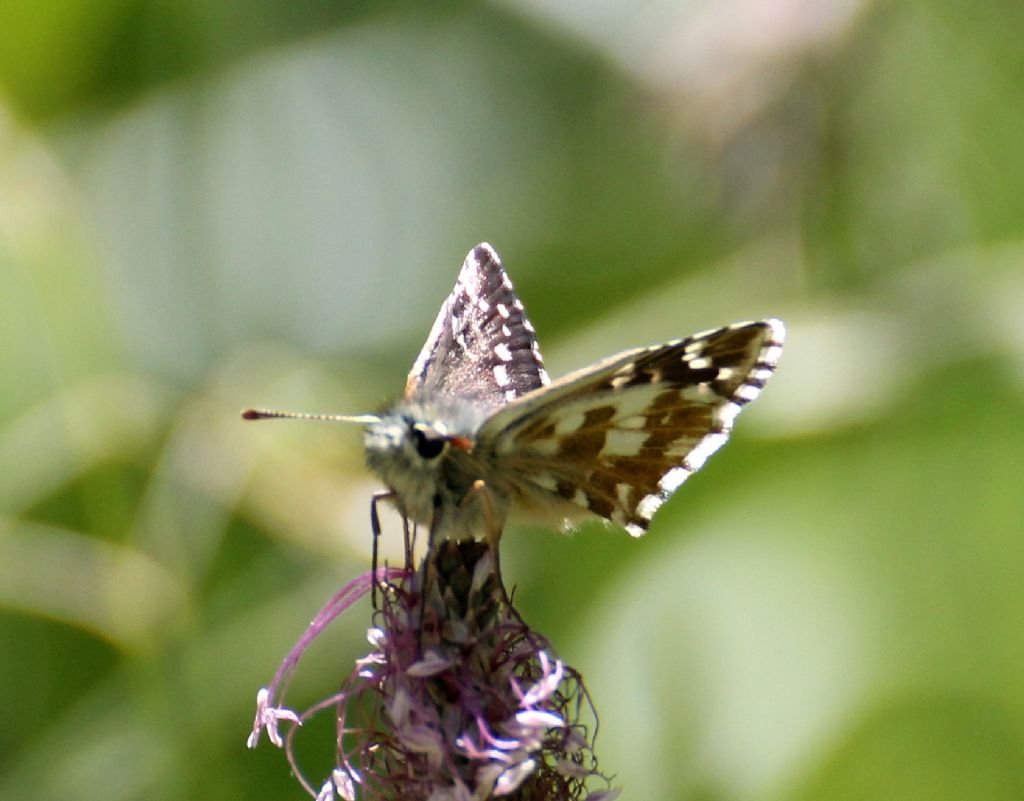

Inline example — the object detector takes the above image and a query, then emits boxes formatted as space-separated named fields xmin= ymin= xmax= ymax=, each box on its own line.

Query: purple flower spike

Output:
xmin=249 ymin=542 xmax=616 ymax=800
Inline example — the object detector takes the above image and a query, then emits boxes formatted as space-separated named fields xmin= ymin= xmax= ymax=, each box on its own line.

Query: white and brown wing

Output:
xmin=479 ymin=319 xmax=785 ymax=536
xmin=404 ymin=243 xmax=550 ymax=406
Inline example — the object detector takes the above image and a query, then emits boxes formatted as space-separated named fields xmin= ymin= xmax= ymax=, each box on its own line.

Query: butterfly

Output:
xmin=244 ymin=243 xmax=784 ymax=550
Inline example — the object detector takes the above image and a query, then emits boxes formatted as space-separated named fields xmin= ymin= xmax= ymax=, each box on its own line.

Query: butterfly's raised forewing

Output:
xmin=478 ymin=319 xmax=785 ymax=536
xmin=404 ymin=243 xmax=550 ymax=406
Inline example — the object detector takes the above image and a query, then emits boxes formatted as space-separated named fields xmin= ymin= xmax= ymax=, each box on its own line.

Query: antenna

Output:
xmin=241 ymin=408 xmax=381 ymax=425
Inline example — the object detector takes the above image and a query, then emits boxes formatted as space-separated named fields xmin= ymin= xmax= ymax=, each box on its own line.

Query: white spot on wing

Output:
xmin=572 ymin=488 xmax=589 ymax=508
xmin=494 ymin=343 xmax=513 ymax=362
xmin=554 ymin=410 xmax=586 ymax=435
xmin=458 ymin=264 xmax=480 ymax=296
xmin=683 ymin=431 xmax=729 ymax=472
xmin=532 ymin=340 xmax=547 ymax=382
xmin=714 ymin=401 xmax=741 ymax=429
xmin=636 ymin=493 xmax=662 ymax=520
xmin=764 ymin=317 xmax=787 ymax=346
xmin=526 ymin=438 xmax=560 ymax=456
xmin=735 ymin=384 xmax=761 ymax=402
xmin=657 ymin=466 xmax=691 ymax=494
xmin=681 ymin=383 xmax=718 ymax=402
xmin=496 ymin=303 xmax=511 ymax=319
xmin=493 ymin=364 xmax=510 ymax=387
xmin=604 ymin=429 xmax=648 ymax=456
xmin=608 ymin=387 xmax=665 ymax=419
xmin=533 ymin=473 xmax=558 ymax=492
xmin=762 ymin=343 xmax=784 ymax=365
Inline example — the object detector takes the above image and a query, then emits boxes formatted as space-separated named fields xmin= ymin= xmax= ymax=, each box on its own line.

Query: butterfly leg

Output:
xmin=402 ymin=516 xmax=414 ymax=570
xmin=369 ymin=490 xmax=396 ymax=608
xmin=415 ymin=495 xmax=444 ymax=649
xmin=462 ymin=479 xmax=512 ymax=608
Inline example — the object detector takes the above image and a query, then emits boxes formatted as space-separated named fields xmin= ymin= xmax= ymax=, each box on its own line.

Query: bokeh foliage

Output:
xmin=1 ymin=2 xmax=1023 ymax=800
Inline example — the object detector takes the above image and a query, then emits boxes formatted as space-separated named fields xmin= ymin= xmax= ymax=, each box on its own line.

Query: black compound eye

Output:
xmin=411 ymin=426 xmax=447 ymax=460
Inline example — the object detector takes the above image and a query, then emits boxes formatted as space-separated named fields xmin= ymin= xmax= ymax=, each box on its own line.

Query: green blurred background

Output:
xmin=2 ymin=2 xmax=1023 ymax=800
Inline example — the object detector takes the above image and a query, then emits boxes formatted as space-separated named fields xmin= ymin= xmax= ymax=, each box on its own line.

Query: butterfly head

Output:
xmin=363 ymin=411 xmax=473 ymax=465
xmin=363 ymin=397 xmax=490 ymax=524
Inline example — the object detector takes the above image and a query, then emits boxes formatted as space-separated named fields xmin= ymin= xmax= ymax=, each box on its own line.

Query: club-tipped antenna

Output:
xmin=241 ymin=408 xmax=380 ymax=425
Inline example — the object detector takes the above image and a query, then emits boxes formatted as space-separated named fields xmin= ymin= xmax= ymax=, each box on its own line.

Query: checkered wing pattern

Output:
xmin=479 ymin=319 xmax=785 ymax=536
xmin=404 ymin=243 xmax=549 ymax=406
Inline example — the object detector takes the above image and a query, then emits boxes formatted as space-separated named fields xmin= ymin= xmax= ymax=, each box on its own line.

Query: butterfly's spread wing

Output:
xmin=404 ymin=243 xmax=550 ymax=405
xmin=479 ymin=319 xmax=785 ymax=536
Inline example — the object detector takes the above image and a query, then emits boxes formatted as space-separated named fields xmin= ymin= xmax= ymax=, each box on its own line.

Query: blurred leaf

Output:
xmin=786 ymin=696 xmax=1024 ymax=801
xmin=0 ymin=0 xmax=383 ymax=120
xmin=804 ymin=0 xmax=1024 ymax=286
